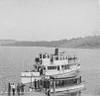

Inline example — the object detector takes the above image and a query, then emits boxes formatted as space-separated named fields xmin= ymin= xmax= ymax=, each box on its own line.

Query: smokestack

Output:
xmin=55 ymin=48 xmax=59 ymax=55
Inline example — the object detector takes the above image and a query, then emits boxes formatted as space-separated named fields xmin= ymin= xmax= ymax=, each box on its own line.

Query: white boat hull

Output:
xmin=50 ymin=83 xmax=85 ymax=93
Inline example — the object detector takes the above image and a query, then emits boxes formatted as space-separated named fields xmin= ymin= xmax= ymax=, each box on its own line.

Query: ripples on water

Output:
xmin=0 ymin=47 xmax=100 ymax=96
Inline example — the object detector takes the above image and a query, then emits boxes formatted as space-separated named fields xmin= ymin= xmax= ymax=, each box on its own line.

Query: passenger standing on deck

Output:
xmin=20 ymin=83 xmax=25 ymax=95
xmin=43 ymin=80 xmax=46 ymax=91
xmin=47 ymin=89 xmax=50 ymax=96
xmin=29 ymin=87 xmax=32 ymax=92
xmin=34 ymin=79 xmax=37 ymax=90
xmin=17 ymin=83 xmax=20 ymax=96
xmin=40 ymin=68 xmax=43 ymax=75
xmin=37 ymin=80 xmax=40 ymax=89
xmin=8 ymin=83 xmax=11 ymax=96
xmin=11 ymin=83 xmax=16 ymax=96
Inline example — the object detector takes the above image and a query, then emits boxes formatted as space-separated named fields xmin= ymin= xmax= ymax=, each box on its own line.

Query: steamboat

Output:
xmin=21 ymin=48 xmax=85 ymax=94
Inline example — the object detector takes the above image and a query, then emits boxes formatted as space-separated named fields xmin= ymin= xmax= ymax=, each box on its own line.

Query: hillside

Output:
xmin=60 ymin=36 xmax=100 ymax=48
xmin=1 ymin=35 xmax=100 ymax=48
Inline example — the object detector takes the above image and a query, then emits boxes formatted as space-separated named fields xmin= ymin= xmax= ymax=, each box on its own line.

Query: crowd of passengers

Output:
xmin=33 ymin=76 xmax=81 ymax=90
xmin=39 ymin=53 xmax=77 ymax=60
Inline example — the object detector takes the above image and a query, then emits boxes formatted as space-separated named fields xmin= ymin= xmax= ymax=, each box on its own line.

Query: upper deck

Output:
xmin=35 ymin=48 xmax=79 ymax=65
xmin=33 ymin=48 xmax=80 ymax=72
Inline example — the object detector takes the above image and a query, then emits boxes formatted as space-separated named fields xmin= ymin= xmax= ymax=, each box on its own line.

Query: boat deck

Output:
xmin=0 ymin=91 xmax=46 ymax=96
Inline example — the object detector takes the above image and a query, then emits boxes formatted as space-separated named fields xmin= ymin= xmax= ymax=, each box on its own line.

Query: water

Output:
xmin=0 ymin=47 xmax=100 ymax=96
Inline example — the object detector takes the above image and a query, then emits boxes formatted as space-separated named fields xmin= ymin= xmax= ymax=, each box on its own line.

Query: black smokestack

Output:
xmin=55 ymin=48 xmax=59 ymax=55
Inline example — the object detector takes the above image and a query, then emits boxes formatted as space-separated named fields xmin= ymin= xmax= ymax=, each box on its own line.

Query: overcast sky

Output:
xmin=0 ymin=0 xmax=99 ymax=41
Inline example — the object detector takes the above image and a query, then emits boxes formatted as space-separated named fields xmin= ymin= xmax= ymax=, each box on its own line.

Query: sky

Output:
xmin=0 ymin=0 xmax=99 ymax=41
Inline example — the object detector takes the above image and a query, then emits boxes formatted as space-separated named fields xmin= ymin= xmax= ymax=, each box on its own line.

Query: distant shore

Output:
xmin=0 ymin=35 xmax=100 ymax=49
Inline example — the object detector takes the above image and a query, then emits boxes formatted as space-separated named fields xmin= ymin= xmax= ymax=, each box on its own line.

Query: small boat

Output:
xmin=21 ymin=48 xmax=85 ymax=94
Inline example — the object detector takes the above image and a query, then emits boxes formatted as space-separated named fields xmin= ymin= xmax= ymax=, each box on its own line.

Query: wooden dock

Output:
xmin=0 ymin=91 xmax=47 ymax=96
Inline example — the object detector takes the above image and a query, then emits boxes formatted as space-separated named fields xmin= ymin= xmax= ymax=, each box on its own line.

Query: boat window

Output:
xmin=50 ymin=57 xmax=53 ymax=62
xmin=57 ymin=66 xmax=60 ymax=71
xmin=48 ymin=66 xmax=57 ymax=70
xmin=62 ymin=65 xmax=70 ymax=69
xmin=68 ymin=57 xmax=73 ymax=60
xmin=55 ymin=57 xmax=58 ymax=60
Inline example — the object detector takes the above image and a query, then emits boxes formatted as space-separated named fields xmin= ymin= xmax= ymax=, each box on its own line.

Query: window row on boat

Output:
xmin=62 ymin=65 xmax=70 ymax=69
xmin=47 ymin=65 xmax=70 ymax=70
xmin=33 ymin=63 xmax=78 ymax=72
xmin=39 ymin=54 xmax=68 ymax=60
xmin=50 ymin=76 xmax=82 ymax=88
xmin=35 ymin=55 xmax=78 ymax=64
xmin=47 ymin=64 xmax=78 ymax=70
xmin=40 ymin=53 xmax=77 ymax=59
xmin=47 ymin=66 xmax=60 ymax=70
xmin=35 ymin=65 xmax=69 ymax=71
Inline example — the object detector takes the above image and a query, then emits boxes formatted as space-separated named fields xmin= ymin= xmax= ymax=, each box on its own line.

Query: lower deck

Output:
xmin=27 ymin=75 xmax=85 ymax=94
xmin=50 ymin=83 xmax=84 ymax=93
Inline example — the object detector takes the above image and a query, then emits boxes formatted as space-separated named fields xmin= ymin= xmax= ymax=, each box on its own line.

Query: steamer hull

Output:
xmin=20 ymin=48 xmax=85 ymax=94
xmin=50 ymin=83 xmax=85 ymax=93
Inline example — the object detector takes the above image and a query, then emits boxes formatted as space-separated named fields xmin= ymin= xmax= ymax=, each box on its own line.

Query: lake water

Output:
xmin=0 ymin=47 xmax=100 ymax=96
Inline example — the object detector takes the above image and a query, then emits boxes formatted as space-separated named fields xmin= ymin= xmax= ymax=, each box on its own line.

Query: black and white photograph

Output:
xmin=0 ymin=0 xmax=99 ymax=96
